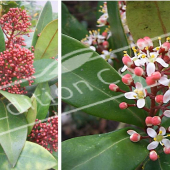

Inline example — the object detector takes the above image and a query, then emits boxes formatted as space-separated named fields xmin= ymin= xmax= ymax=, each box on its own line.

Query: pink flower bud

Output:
xmin=109 ymin=84 xmax=119 ymax=91
xmin=119 ymin=102 xmax=128 ymax=109
xmin=164 ymin=147 xmax=170 ymax=154
xmin=162 ymin=42 xmax=170 ymax=52
xmin=103 ymin=41 xmax=109 ymax=48
xmin=145 ymin=116 xmax=152 ymax=126
xmin=122 ymin=74 xmax=133 ymax=85
xmin=155 ymin=95 xmax=163 ymax=104
xmin=143 ymin=37 xmax=153 ymax=47
xmin=134 ymin=67 xmax=144 ymax=76
xmin=146 ymin=76 xmax=156 ymax=86
xmin=122 ymin=55 xmax=133 ymax=68
xmin=130 ymin=133 xmax=141 ymax=142
xmin=149 ymin=150 xmax=158 ymax=161
xmin=102 ymin=32 xmax=107 ymax=38
xmin=151 ymin=72 xmax=161 ymax=80
xmin=137 ymin=38 xmax=147 ymax=50
xmin=152 ymin=116 xmax=161 ymax=126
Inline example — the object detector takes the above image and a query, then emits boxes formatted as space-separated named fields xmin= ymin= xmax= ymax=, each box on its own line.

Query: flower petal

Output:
xmin=147 ymin=128 xmax=157 ymax=138
xmin=147 ymin=63 xmax=155 ymax=76
xmin=135 ymin=82 xmax=143 ymax=90
xmin=121 ymin=65 xmax=127 ymax=72
xmin=163 ymin=110 xmax=170 ymax=118
xmin=162 ymin=139 xmax=170 ymax=148
xmin=156 ymin=58 xmax=169 ymax=68
xmin=124 ymin=92 xmax=136 ymax=99
xmin=159 ymin=127 xmax=166 ymax=135
xmin=90 ymin=46 xmax=96 ymax=51
xmin=137 ymin=99 xmax=145 ymax=108
xmin=127 ymin=130 xmax=137 ymax=135
xmin=163 ymin=90 xmax=170 ymax=103
xmin=147 ymin=141 xmax=159 ymax=150
xmin=158 ymin=76 xmax=169 ymax=86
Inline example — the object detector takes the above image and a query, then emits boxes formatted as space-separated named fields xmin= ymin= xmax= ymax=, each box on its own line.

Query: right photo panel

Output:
xmin=62 ymin=1 xmax=170 ymax=169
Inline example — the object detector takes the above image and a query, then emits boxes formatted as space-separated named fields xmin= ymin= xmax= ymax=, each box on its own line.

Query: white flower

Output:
xmin=101 ymin=50 xmax=116 ymax=63
xmin=158 ymin=76 xmax=170 ymax=103
xmin=145 ymin=52 xmax=168 ymax=76
xmin=97 ymin=13 xmax=108 ymax=27
xmin=124 ymin=82 xmax=146 ymax=108
xmin=147 ymin=127 xmax=170 ymax=150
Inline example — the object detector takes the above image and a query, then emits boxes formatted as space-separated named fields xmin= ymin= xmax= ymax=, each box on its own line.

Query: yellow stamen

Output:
xmin=151 ymin=55 xmax=155 ymax=58
xmin=142 ymin=55 xmax=146 ymax=58
xmin=123 ymin=51 xmax=127 ymax=54
xmin=158 ymin=37 xmax=161 ymax=40
xmin=156 ymin=47 xmax=160 ymax=51
xmin=145 ymin=46 xmax=149 ymax=50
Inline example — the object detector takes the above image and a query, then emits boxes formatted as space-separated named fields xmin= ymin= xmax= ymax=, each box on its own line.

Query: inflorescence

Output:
xmin=109 ymin=36 xmax=170 ymax=161
xmin=0 ymin=8 xmax=35 ymax=94
xmin=28 ymin=117 xmax=58 ymax=153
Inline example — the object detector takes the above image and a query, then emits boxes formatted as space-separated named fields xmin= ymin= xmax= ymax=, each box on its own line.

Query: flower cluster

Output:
xmin=0 ymin=8 xmax=32 ymax=48
xmin=0 ymin=8 xmax=35 ymax=94
xmin=28 ymin=117 xmax=58 ymax=153
xmin=109 ymin=36 xmax=170 ymax=161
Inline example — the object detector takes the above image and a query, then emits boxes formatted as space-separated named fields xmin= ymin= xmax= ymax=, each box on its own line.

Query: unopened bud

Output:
xmin=152 ymin=116 xmax=161 ymax=126
xmin=103 ymin=41 xmax=109 ymax=48
xmin=149 ymin=150 xmax=158 ymax=161
xmin=155 ymin=95 xmax=163 ymax=104
xmin=134 ymin=67 xmax=144 ymax=76
xmin=146 ymin=76 xmax=156 ymax=86
xmin=130 ymin=133 xmax=141 ymax=142
xmin=122 ymin=74 xmax=133 ymax=85
xmin=151 ymin=72 xmax=161 ymax=80
xmin=145 ymin=116 xmax=152 ymax=126
xmin=119 ymin=102 xmax=128 ymax=109
xmin=109 ymin=84 xmax=119 ymax=91
xmin=164 ymin=147 xmax=170 ymax=154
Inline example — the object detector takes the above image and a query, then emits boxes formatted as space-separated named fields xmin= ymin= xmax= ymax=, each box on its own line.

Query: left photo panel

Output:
xmin=0 ymin=1 xmax=58 ymax=169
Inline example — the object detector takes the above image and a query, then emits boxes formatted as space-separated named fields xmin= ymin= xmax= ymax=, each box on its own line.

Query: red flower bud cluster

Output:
xmin=0 ymin=8 xmax=35 ymax=94
xmin=0 ymin=8 xmax=31 ymax=48
xmin=29 ymin=117 xmax=58 ymax=153
xmin=0 ymin=44 xmax=35 ymax=94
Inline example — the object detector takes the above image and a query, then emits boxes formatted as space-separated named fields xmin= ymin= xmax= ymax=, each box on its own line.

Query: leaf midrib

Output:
xmin=71 ymin=136 xmax=129 ymax=170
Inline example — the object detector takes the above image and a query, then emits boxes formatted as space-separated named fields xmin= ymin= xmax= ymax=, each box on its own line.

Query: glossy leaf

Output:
xmin=144 ymin=152 xmax=170 ymax=170
xmin=62 ymin=128 xmax=148 ymax=170
xmin=24 ymin=95 xmax=37 ymax=134
xmin=33 ymin=59 xmax=58 ymax=85
xmin=34 ymin=20 xmax=58 ymax=60
xmin=21 ymin=59 xmax=58 ymax=87
xmin=32 ymin=1 xmax=53 ymax=47
xmin=62 ymin=34 xmax=147 ymax=127
xmin=0 ymin=90 xmax=31 ymax=113
xmin=0 ymin=26 xmax=5 ymax=52
xmin=62 ymin=3 xmax=88 ymax=40
xmin=0 ymin=99 xmax=27 ymax=167
xmin=0 ymin=141 xmax=57 ymax=170
xmin=34 ymin=82 xmax=51 ymax=119
xmin=107 ymin=1 xmax=130 ymax=69
xmin=126 ymin=2 xmax=170 ymax=44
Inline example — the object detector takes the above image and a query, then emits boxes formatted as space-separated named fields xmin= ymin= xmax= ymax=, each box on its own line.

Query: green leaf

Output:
xmin=32 ymin=1 xmax=53 ymax=47
xmin=33 ymin=59 xmax=58 ymax=85
xmin=0 ymin=99 xmax=27 ymax=167
xmin=21 ymin=59 xmax=58 ymax=87
xmin=62 ymin=128 xmax=148 ymax=170
xmin=0 ymin=141 xmax=57 ymax=170
xmin=34 ymin=20 xmax=58 ymax=60
xmin=24 ymin=95 xmax=37 ymax=134
xmin=62 ymin=3 xmax=88 ymax=40
xmin=144 ymin=152 xmax=170 ymax=170
xmin=0 ymin=26 xmax=5 ymax=52
xmin=0 ymin=90 xmax=31 ymax=113
xmin=34 ymin=82 xmax=51 ymax=119
xmin=107 ymin=1 xmax=130 ymax=69
xmin=62 ymin=34 xmax=147 ymax=127
xmin=52 ymin=151 xmax=58 ymax=170
xmin=126 ymin=2 xmax=170 ymax=44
